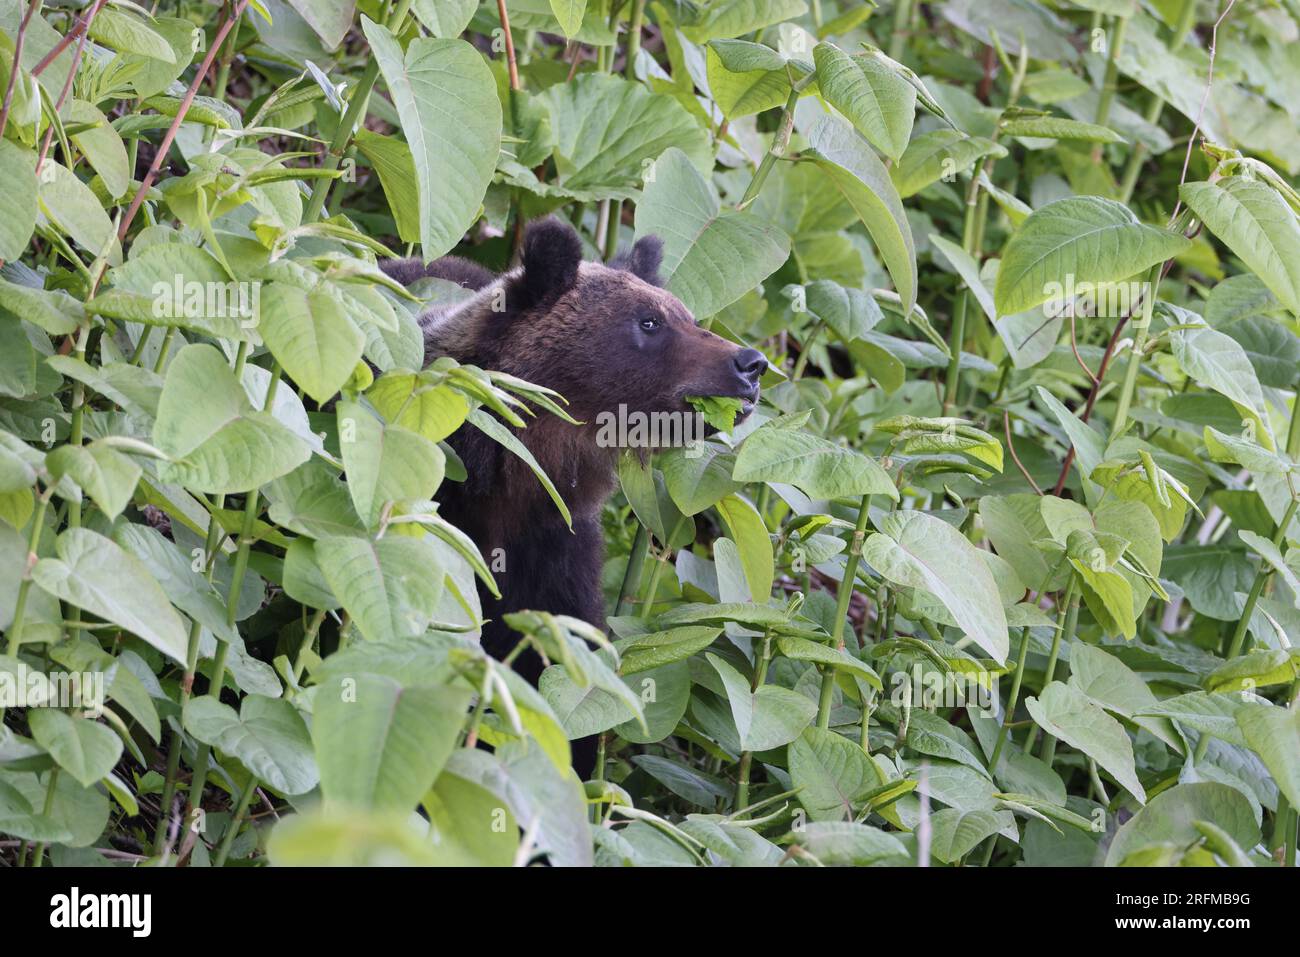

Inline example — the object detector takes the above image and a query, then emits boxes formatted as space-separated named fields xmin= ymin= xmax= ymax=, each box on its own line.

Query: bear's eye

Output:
xmin=638 ymin=315 xmax=660 ymax=332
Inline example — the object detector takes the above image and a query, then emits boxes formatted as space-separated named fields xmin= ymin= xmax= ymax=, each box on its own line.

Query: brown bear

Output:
xmin=382 ymin=218 xmax=766 ymax=770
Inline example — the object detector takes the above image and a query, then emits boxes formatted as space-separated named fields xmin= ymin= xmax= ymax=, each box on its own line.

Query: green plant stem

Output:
xmin=816 ymin=493 xmax=871 ymax=729
xmin=888 ymin=0 xmax=911 ymax=61
xmin=1093 ymin=16 xmax=1129 ymax=130
xmin=735 ymin=630 xmax=774 ymax=809
xmin=1107 ymin=263 xmax=1162 ymax=441
xmin=1023 ymin=578 xmax=1079 ymax=755
xmin=292 ymin=608 xmax=328 ymax=682
xmin=792 ymin=319 xmax=824 ymax=380
xmin=614 ymin=522 xmax=650 ymax=617
xmin=4 ymin=490 xmax=51 ymax=658
xmin=738 ymin=75 xmax=813 ymax=210
xmin=1039 ymin=594 xmax=1081 ymax=768
xmin=303 ymin=0 xmax=412 ymax=224
xmin=28 ymin=768 xmax=60 ymax=868
xmin=213 ymin=772 xmax=258 ymax=866
xmin=988 ymin=626 xmax=1031 ymax=774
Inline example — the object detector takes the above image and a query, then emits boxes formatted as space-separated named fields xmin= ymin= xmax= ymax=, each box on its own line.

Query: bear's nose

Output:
xmin=734 ymin=348 xmax=768 ymax=382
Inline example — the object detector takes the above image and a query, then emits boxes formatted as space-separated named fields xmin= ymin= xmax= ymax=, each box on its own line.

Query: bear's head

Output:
xmin=431 ymin=218 xmax=767 ymax=434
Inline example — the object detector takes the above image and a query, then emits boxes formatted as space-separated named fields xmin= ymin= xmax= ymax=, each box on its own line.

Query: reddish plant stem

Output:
xmin=497 ymin=0 xmax=520 ymax=91
xmin=35 ymin=0 xmax=103 ymax=174
xmin=118 ymin=0 xmax=251 ymax=242
xmin=31 ymin=0 xmax=108 ymax=77
xmin=0 ymin=0 xmax=42 ymax=139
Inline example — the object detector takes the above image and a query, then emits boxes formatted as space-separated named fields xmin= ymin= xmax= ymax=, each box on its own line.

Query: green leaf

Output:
xmin=733 ymin=424 xmax=897 ymax=501
xmin=1024 ymin=682 xmax=1145 ymax=803
xmin=634 ymin=148 xmax=789 ymax=318
xmin=707 ymin=652 xmax=816 ymax=751
xmin=548 ymin=0 xmax=587 ymax=37
xmin=714 ymin=495 xmax=774 ymax=603
xmin=410 ymin=0 xmax=479 ymax=37
xmin=805 ymin=115 xmax=917 ymax=312
xmin=928 ymin=807 xmax=1014 ymax=863
xmin=87 ymin=7 xmax=177 ymax=62
xmin=1001 ymin=115 xmax=1123 ymax=143
xmin=314 ymin=534 xmax=446 ymax=644
xmin=706 ymin=42 xmax=796 ymax=120
xmin=776 ymin=634 xmax=882 ymax=690
xmin=363 ymin=21 xmax=502 ymax=260
xmin=37 ymin=160 xmax=120 ymax=263
xmin=153 ymin=345 xmax=311 ymax=494
xmin=45 ymin=443 xmax=141 ymax=520
xmin=258 ymin=283 xmax=365 ymax=404
xmin=994 ymin=197 xmax=1190 ymax=316
xmin=468 ymin=408 xmax=571 ymax=528
xmin=681 ymin=0 xmax=809 ymax=42
xmin=813 ymin=42 xmax=915 ymax=161
xmin=0 ymin=278 xmax=84 ymax=335
xmin=0 ymin=140 xmax=37 ymax=261
xmin=618 ymin=626 xmax=722 ymax=674
xmin=32 ymin=528 xmax=188 ymax=664
xmin=1170 ymin=323 xmax=1268 ymax=426
xmin=337 ymin=399 xmax=444 ymax=528
xmin=862 ymin=510 xmax=1008 ymax=663
xmin=67 ymin=100 xmax=130 ymax=201
xmin=28 ymin=711 xmax=123 ymax=788
xmin=183 ymin=694 xmax=319 ymax=795
xmin=1104 ymin=782 xmax=1258 ymax=866
xmin=890 ymin=130 xmax=1006 ymax=199
xmin=1236 ymin=704 xmax=1300 ymax=809
xmin=312 ymin=673 xmax=472 ymax=810
xmin=789 ymin=726 xmax=887 ymax=821
xmin=545 ymin=74 xmax=712 ymax=199
xmin=1180 ymin=177 xmax=1300 ymax=317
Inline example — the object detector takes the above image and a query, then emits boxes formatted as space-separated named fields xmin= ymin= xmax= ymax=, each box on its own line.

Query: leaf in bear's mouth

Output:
xmin=687 ymin=395 xmax=747 ymax=431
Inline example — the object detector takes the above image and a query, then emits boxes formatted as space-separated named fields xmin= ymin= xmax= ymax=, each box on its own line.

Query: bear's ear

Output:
xmin=612 ymin=235 xmax=664 ymax=286
xmin=517 ymin=217 xmax=583 ymax=308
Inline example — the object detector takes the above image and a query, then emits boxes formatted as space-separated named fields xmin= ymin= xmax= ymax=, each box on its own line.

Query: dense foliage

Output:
xmin=1 ymin=0 xmax=1298 ymax=868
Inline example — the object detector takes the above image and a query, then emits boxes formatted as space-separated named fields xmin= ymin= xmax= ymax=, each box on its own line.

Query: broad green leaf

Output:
xmin=32 ymin=528 xmax=187 ymax=664
xmin=37 ymin=160 xmax=120 ymax=263
xmin=891 ymin=130 xmax=1006 ymax=199
xmin=777 ymin=634 xmax=882 ymax=690
xmin=618 ymin=626 xmax=722 ymax=674
xmin=314 ymin=534 xmax=446 ymax=644
xmin=714 ymin=494 xmax=774 ymax=602
xmin=707 ymin=653 xmax=816 ymax=751
xmin=0 ymin=278 xmax=83 ymax=335
xmin=789 ymin=726 xmax=886 ymax=821
xmin=422 ymin=770 xmax=518 ymax=866
xmin=363 ymin=21 xmax=501 ymax=260
xmin=286 ymin=0 xmax=355 ymax=48
xmin=1236 ymin=704 xmax=1300 ymax=809
xmin=411 ymin=0 xmax=479 ymax=37
xmin=927 ymin=807 xmax=1014 ymax=864
xmin=313 ymin=673 xmax=472 ymax=810
xmin=813 ymin=42 xmax=915 ymax=160
xmin=790 ymin=821 xmax=910 ymax=865
xmin=67 ymin=100 xmax=130 ymax=200
xmin=706 ymin=42 xmax=795 ymax=120
xmin=45 ymin=443 xmax=141 ymax=520
xmin=805 ymin=115 xmax=917 ymax=312
xmin=1024 ymin=682 xmax=1144 ymax=803
xmin=548 ymin=0 xmax=587 ymax=37
xmin=681 ymin=0 xmax=809 ymax=42
xmin=994 ymin=197 xmax=1190 ymax=316
xmin=546 ymin=74 xmax=712 ymax=198
xmin=799 ymin=278 xmax=884 ymax=342
xmin=337 ymin=399 xmax=444 ymax=527
xmin=353 ymin=129 xmax=421 ymax=245
xmin=153 ymin=345 xmax=311 ymax=493
xmin=0 ymin=140 xmax=37 ymax=260
xmin=1169 ymin=324 xmax=1268 ymax=425
xmin=87 ymin=7 xmax=177 ymax=62
xmin=1180 ymin=177 xmax=1300 ymax=317
xmin=862 ymin=510 xmax=1008 ymax=663
xmin=733 ymin=424 xmax=897 ymax=501
xmin=634 ymin=148 xmax=789 ymax=318
xmin=1104 ymin=782 xmax=1258 ymax=866
xmin=28 ymin=711 xmax=123 ymax=788
xmin=183 ymin=694 xmax=319 ymax=795
xmin=259 ymin=282 xmax=365 ymax=404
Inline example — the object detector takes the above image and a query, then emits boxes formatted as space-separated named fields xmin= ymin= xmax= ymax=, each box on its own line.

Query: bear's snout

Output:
xmin=733 ymin=348 xmax=768 ymax=385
